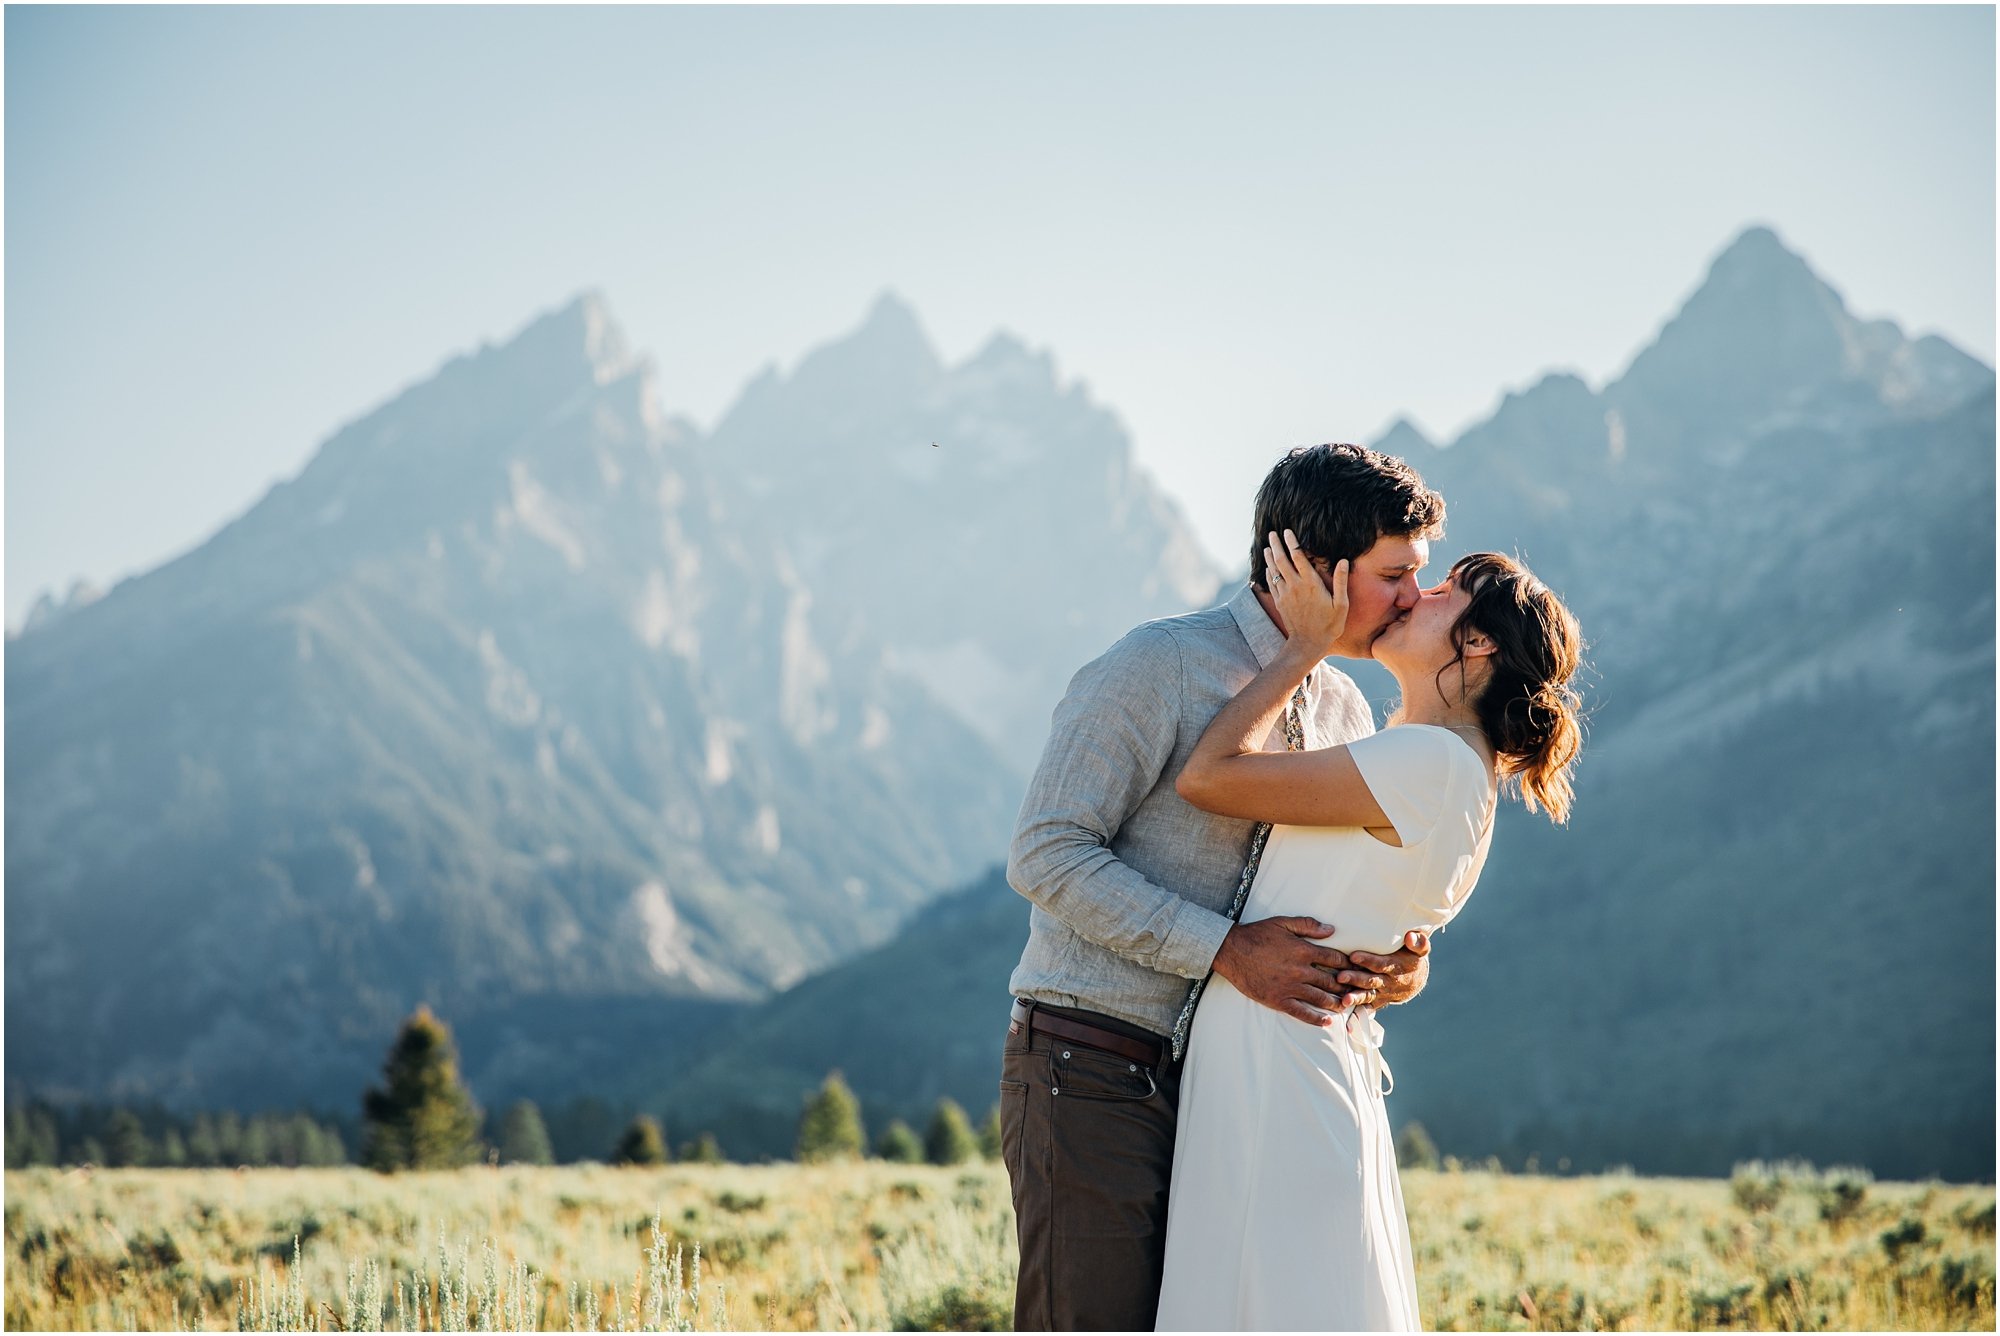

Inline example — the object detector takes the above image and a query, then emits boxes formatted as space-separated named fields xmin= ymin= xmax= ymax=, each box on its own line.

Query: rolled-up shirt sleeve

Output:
xmin=1006 ymin=625 xmax=1236 ymax=980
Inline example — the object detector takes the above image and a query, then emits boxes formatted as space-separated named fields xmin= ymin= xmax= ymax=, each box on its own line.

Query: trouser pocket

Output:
xmin=1050 ymin=1043 xmax=1159 ymax=1102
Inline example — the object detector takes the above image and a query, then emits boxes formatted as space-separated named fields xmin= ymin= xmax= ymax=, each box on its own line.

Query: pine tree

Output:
xmin=497 ymin=1101 xmax=556 ymax=1166
xmin=924 ymin=1098 xmax=979 ymax=1166
xmin=360 ymin=1006 xmax=484 ymax=1171
xmin=298 ymin=1114 xmax=344 ymax=1167
xmin=5 ymin=1106 xmax=59 ymax=1168
xmin=315 ymin=1124 xmax=350 ymax=1167
xmin=187 ymin=1113 xmax=221 ymax=1167
xmin=795 ymin=1072 xmax=865 ymax=1163
xmin=240 ymin=1116 xmax=273 ymax=1167
xmin=677 ymin=1133 xmax=725 ymax=1165
xmin=281 ymin=1114 xmax=317 ymax=1167
xmin=1394 ymin=1120 xmax=1441 ymax=1171
xmin=105 ymin=1109 xmax=152 ymax=1167
xmin=611 ymin=1115 xmax=668 ymax=1166
xmin=216 ymin=1112 xmax=244 ymax=1165
xmin=29 ymin=1106 xmax=60 ymax=1167
xmin=978 ymin=1104 xmax=1003 ymax=1161
xmin=874 ymin=1120 xmax=923 ymax=1163
xmin=159 ymin=1128 xmax=189 ymax=1168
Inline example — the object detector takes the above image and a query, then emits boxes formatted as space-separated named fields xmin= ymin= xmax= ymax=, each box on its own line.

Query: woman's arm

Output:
xmin=1175 ymin=531 xmax=1395 ymax=831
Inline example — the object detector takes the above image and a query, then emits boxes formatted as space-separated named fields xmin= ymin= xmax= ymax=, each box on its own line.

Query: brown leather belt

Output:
xmin=1010 ymin=998 xmax=1166 ymax=1069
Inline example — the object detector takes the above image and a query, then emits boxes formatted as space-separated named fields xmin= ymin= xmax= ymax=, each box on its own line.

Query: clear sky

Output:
xmin=6 ymin=5 xmax=1994 ymax=627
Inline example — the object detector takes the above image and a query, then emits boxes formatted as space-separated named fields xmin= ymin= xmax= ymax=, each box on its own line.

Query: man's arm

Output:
xmin=1008 ymin=625 xmax=1360 ymax=1024
xmin=1007 ymin=626 xmax=1235 ymax=979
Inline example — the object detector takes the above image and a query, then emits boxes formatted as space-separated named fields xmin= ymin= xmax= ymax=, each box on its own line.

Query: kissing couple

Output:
xmin=998 ymin=443 xmax=1585 ymax=1331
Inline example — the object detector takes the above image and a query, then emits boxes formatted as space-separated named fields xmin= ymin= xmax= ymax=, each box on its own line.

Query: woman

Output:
xmin=1154 ymin=529 xmax=1584 ymax=1332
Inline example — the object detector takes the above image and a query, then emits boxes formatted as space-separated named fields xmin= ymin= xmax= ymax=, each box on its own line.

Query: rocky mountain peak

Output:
xmin=1608 ymin=226 xmax=1862 ymax=441
xmin=859 ymin=289 xmax=928 ymax=343
xmin=1371 ymin=416 xmax=1436 ymax=459
xmin=949 ymin=331 xmax=1059 ymax=402
xmin=966 ymin=330 xmax=1037 ymax=367
xmin=1609 ymin=225 xmax=1992 ymax=446
xmin=806 ymin=290 xmax=943 ymax=383
xmin=13 ymin=579 xmax=102 ymax=640
xmin=721 ymin=293 xmax=944 ymax=438
xmin=489 ymin=289 xmax=638 ymax=387
xmin=1704 ymin=223 xmax=1803 ymax=284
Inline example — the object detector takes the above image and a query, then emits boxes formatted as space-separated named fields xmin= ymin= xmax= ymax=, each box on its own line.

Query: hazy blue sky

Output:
xmin=6 ymin=5 xmax=1994 ymax=627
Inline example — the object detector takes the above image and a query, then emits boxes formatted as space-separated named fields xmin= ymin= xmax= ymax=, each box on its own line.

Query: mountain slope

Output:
xmin=642 ymin=228 xmax=1996 ymax=1179
xmin=5 ymin=295 xmax=1025 ymax=1110
xmin=650 ymin=866 xmax=1029 ymax=1158
xmin=701 ymin=296 xmax=1224 ymax=770
xmin=1370 ymin=226 xmax=1996 ymax=1178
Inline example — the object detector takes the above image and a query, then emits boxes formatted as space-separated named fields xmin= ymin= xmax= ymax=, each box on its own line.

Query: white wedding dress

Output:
xmin=1155 ymin=725 xmax=1496 ymax=1333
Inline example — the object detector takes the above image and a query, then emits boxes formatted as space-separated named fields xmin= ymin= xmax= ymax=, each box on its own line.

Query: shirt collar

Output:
xmin=1226 ymin=582 xmax=1292 ymax=671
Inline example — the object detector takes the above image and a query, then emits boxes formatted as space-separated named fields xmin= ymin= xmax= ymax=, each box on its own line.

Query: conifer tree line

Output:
xmin=3 ymin=1010 xmax=1011 ymax=1170
xmin=799 ymin=1072 xmax=1003 ymax=1168
xmin=3 ymin=1103 xmax=352 ymax=1169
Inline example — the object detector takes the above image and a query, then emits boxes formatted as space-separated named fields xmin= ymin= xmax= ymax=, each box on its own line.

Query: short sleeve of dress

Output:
xmin=1346 ymin=725 xmax=1461 ymax=847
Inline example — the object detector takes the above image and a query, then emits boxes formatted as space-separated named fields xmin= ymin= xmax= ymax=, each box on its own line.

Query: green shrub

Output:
xmin=1817 ymin=1166 xmax=1873 ymax=1226
xmin=1955 ymin=1199 xmax=1996 ymax=1236
xmin=976 ymin=1105 xmax=1002 ymax=1162
xmin=1730 ymin=1161 xmax=1783 ymax=1213
xmin=923 ymin=1101 xmax=979 ymax=1167
xmin=1395 ymin=1121 xmax=1441 ymax=1172
xmin=796 ymin=1073 xmax=865 ymax=1164
xmin=1881 ymin=1217 xmax=1927 ymax=1261
xmin=612 ymin=1116 xmax=669 ymax=1167
xmin=1690 ymin=1279 xmax=1756 ymax=1326
xmin=892 ymin=1284 xmax=1010 ymax=1332
xmin=875 ymin=1121 xmax=923 ymax=1164
xmin=496 ymin=1101 xmax=554 ymax=1166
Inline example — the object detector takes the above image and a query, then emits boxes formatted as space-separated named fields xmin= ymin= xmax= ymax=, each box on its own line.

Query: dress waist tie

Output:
xmin=1345 ymin=1007 xmax=1394 ymax=1097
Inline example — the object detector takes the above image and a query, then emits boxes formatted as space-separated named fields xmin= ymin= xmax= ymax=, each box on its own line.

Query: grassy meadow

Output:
xmin=3 ymin=1161 xmax=1993 ymax=1331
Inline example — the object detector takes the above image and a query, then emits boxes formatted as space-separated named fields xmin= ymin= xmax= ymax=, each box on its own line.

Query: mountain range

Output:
xmin=8 ymin=225 xmax=1990 ymax=1180
xmin=4 ymin=294 xmax=1214 ymax=1110
xmin=635 ymin=227 xmax=1997 ymax=1180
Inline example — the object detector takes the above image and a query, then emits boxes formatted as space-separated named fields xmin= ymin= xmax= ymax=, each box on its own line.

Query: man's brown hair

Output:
xmin=1248 ymin=443 xmax=1446 ymax=589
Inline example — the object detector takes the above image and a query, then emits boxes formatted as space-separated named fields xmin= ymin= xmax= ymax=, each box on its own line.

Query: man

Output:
xmin=1000 ymin=442 xmax=1448 ymax=1331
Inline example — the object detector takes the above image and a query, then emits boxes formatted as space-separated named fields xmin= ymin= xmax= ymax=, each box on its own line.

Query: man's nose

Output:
xmin=1395 ymin=579 xmax=1421 ymax=609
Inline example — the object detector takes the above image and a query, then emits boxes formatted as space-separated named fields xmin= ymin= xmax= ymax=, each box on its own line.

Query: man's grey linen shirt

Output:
xmin=1007 ymin=584 xmax=1378 ymax=1038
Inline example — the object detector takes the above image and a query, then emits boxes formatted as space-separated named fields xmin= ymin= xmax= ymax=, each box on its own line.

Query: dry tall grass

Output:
xmin=4 ymin=1162 xmax=1991 ymax=1330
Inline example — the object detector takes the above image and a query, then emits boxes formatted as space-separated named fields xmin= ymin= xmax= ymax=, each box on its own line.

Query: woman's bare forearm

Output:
xmin=1183 ymin=646 xmax=1322 ymax=786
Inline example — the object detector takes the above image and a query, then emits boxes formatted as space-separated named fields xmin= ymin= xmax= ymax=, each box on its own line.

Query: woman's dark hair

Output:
xmin=1249 ymin=444 xmax=1446 ymax=590
xmin=1443 ymin=552 xmax=1585 ymax=824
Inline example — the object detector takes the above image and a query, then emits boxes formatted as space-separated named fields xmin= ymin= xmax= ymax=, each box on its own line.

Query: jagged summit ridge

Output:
xmin=1371 ymin=416 xmax=1435 ymax=455
xmin=491 ymin=289 xmax=637 ymax=385
xmin=3 ymin=283 xmax=1232 ymax=1110
xmin=1609 ymin=225 xmax=1990 ymax=445
xmin=786 ymin=290 xmax=945 ymax=405
xmin=859 ymin=289 xmax=930 ymax=344
xmin=702 ymin=292 xmax=1223 ymax=766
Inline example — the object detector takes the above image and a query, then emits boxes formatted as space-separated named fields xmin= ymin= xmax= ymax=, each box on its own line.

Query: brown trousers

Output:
xmin=999 ymin=1001 xmax=1185 ymax=1332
